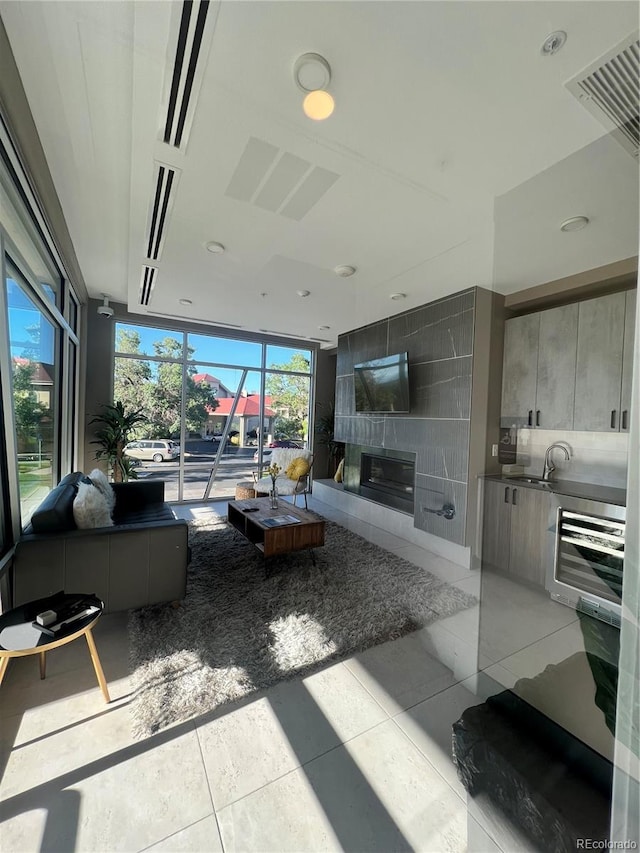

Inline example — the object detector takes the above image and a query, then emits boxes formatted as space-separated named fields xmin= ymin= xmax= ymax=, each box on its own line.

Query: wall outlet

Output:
xmin=491 ymin=444 xmax=498 ymax=457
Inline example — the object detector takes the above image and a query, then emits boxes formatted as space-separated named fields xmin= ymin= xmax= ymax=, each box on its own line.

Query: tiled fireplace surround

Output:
xmin=334 ymin=289 xmax=478 ymax=552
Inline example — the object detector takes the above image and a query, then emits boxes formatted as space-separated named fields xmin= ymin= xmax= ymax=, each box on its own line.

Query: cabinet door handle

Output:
xmin=512 ymin=488 xmax=517 ymax=506
xmin=504 ymin=487 xmax=510 ymax=504
xmin=610 ymin=410 xmax=617 ymax=429
xmin=536 ymin=410 xmax=540 ymax=427
xmin=528 ymin=410 xmax=532 ymax=427
xmin=622 ymin=410 xmax=628 ymax=430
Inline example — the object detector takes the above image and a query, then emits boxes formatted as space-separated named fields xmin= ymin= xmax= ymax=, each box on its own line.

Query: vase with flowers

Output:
xmin=266 ymin=462 xmax=281 ymax=509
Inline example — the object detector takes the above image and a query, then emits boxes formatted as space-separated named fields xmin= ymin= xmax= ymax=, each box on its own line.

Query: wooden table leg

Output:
xmin=0 ymin=655 xmax=9 ymax=687
xmin=85 ymin=628 xmax=110 ymax=703
xmin=39 ymin=650 xmax=46 ymax=680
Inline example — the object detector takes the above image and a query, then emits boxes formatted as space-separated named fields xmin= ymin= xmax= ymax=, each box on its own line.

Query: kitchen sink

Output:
xmin=508 ymin=476 xmax=551 ymax=485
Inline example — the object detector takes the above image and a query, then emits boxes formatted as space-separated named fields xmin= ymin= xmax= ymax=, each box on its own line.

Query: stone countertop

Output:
xmin=481 ymin=474 xmax=626 ymax=507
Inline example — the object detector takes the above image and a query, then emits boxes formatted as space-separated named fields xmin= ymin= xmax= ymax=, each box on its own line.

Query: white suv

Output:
xmin=124 ymin=440 xmax=180 ymax=463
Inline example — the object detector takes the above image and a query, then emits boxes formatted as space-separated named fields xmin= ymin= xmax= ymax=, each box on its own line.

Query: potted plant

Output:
xmin=315 ymin=404 xmax=345 ymax=478
xmin=90 ymin=402 xmax=148 ymax=482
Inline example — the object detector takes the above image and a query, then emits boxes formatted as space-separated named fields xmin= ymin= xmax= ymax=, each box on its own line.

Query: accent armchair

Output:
xmin=253 ymin=448 xmax=313 ymax=509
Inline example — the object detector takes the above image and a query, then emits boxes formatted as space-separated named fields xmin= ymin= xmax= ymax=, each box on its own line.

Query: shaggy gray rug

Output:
xmin=128 ymin=516 xmax=476 ymax=736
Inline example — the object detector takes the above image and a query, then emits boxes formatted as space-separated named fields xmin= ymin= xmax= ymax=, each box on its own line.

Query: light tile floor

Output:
xmin=1 ymin=495 xmax=547 ymax=853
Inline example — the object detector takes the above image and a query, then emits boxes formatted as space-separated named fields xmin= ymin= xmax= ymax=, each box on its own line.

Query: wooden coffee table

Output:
xmin=228 ymin=498 xmax=325 ymax=561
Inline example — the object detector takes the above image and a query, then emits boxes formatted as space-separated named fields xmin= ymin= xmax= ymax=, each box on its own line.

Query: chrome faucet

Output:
xmin=542 ymin=443 xmax=571 ymax=481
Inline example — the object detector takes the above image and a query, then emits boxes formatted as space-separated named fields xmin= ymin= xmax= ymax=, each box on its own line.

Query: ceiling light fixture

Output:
xmin=334 ymin=265 xmax=357 ymax=278
xmin=179 ymin=298 xmax=193 ymax=306
xmin=390 ymin=293 xmax=407 ymax=300
xmin=560 ymin=216 xmax=589 ymax=232
xmin=294 ymin=53 xmax=334 ymax=120
xmin=541 ymin=31 xmax=567 ymax=56
xmin=318 ymin=325 xmax=331 ymax=330
xmin=205 ymin=241 xmax=225 ymax=254
xmin=297 ymin=289 xmax=311 ymax=297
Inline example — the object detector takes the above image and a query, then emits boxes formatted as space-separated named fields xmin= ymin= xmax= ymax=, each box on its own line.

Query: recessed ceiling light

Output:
xmin=390 ymin=293 xmax=407 ymax=300
xmin=560 ymin=216 xmax=589 ymax=232
xmin=297 ymin=289 xmax=310 ymax=297
xmin=205 ymin=241 xmax=225 ymax=254
xmin=178 ymin=298 xmax=193 ymax=306
xmin=334 ymin=265 xmax=357 ymax=278
xmin=318 ymin=325 xmax=331 ymax=330
xmin=294 ymin=53 xmax=331 ymax=92
xmin=541 ymin=31 xmax=567 ymax=56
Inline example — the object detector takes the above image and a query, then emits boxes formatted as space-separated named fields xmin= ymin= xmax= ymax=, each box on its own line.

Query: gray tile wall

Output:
xmin=335 ymin=289 xmax=475 ymax=546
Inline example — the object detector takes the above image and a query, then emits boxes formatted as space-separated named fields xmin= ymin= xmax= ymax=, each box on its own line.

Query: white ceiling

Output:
xmin=2 ymin=1 xmax=638 ymax=346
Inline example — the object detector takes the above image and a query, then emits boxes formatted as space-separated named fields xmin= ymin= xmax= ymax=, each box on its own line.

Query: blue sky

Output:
xmin=115 ymin=323 xmax=311 ymax=375
xmin=7 ymin=277 xmax=55 ymax=363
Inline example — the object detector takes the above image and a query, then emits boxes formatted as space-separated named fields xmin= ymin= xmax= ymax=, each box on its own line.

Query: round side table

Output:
xmin=0 ymin=593 xmax=110 ymax=702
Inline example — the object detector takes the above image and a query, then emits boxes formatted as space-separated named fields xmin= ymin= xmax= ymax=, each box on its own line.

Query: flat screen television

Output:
xmin=354 ymin=352 xmax=410 ymax=413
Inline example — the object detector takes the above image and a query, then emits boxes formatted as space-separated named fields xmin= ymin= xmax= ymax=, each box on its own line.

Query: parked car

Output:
xmin=124 ymin=439 xmax=180 ymax=463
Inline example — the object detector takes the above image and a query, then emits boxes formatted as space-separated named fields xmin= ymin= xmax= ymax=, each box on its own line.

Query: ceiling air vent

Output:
xmin=566 ymin=32 xmax=639 ymax=158
xmin=149 ymin=312 xmax=243 ymax=329
xmin=139 ymin=266 xmax=157 ymax=306
xmin=162 ymin=0 xmax=212 ymax=149
xmin=145 ymin=163 xmax=180 ymax=262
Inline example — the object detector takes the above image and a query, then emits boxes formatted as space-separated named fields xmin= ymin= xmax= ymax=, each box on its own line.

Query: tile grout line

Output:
xmin=387 ymin=712 xmax=468 ymax=807
xmin=136 ymin=814 xmax=215 ymax=853
xmin=194 ymin=721 xmax=227 ymax=851
xmin=210 ymin=713 xmax=395 ymax=814
xmin=477 ymin=612 xmax=580 ymax=674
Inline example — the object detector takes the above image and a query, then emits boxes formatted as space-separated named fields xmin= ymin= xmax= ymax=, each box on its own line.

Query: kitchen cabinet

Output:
xmin=501 ymin=303 xmax=578 ymax=430
xmin=535 ymin=303 xmax=579 ymax=430
xmin=500 ymin=313 xmax=540 ymax=427
xmin=574 ymin=293 xmax=626 ymax=431
xmin=482 ymin=479 xmax=550 ymax=587
xmin=620 ymin=289 xmax=636 ymax=432
xmin=501 ymin=290 xmax=636 ymax=432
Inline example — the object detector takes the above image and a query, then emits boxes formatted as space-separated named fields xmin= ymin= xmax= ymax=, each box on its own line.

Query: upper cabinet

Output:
xmin=501 ymin=290 xmax=636 ymax=433
xmin=501 ymin=303 xmax=578 ymax=430
xmin=620 ymin=290 xmax=636 ymax=432
xmin=574 ymin=293 xmax=625 ymax=431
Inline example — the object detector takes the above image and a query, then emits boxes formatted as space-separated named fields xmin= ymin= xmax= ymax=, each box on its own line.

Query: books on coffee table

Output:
xmin=262 ymin=514 xmax=302 ymax=528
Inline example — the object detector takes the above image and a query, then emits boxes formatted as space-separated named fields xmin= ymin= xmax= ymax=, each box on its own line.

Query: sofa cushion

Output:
xmin=114 ymin=504 xmax=176 ymax=525
xmin=88 ymin=468 xmax=116 ymax=514
xmin=31 ymin=482 xmax=79 ymax=533
xmin=73 ymin=482 xmax=114 ymax=529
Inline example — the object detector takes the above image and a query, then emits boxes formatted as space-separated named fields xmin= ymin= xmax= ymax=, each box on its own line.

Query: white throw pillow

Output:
xmin=73 ymin=482 xmax=114 ymax=529
xmin=88 ymin=467 xmax=116 ymax=514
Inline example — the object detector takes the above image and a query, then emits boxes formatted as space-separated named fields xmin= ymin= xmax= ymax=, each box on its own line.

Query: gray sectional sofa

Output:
xmin=13 ymin=473 xmax=189 ymax=613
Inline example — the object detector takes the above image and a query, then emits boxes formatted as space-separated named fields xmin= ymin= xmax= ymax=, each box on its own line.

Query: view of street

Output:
xmin=131 ymin=440 xmax=263 ymax=501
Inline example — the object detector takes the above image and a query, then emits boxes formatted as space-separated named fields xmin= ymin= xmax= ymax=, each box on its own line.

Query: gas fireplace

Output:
xmin=359 ymin=452 xmax=415 ymax=514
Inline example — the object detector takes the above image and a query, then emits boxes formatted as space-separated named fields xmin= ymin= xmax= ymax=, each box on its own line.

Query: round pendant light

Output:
xmin=294 ymin=53 xmax=334 ymax=121
xmin=303 ymin=90 xmax=335 ymax=120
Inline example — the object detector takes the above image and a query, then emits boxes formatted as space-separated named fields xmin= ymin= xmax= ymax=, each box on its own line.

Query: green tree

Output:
xmin=113 ymin=331 xmax=218 ymax=438
xmin=12 ymin=362 xmax=47 ymax=450
xmin=113 ymin=330 xmax=152 ymax=424
xmin=273 ymin=415 xmax=303 ymax=439
xmin=266 ymin=354 xmax=310 ymax=438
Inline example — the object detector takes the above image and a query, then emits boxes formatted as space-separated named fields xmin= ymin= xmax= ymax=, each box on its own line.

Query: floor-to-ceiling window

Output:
xmin=0 ymin=120 xmax=81 ymax=545
xmin=113 ymin=322 xmax=314 ymax=501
